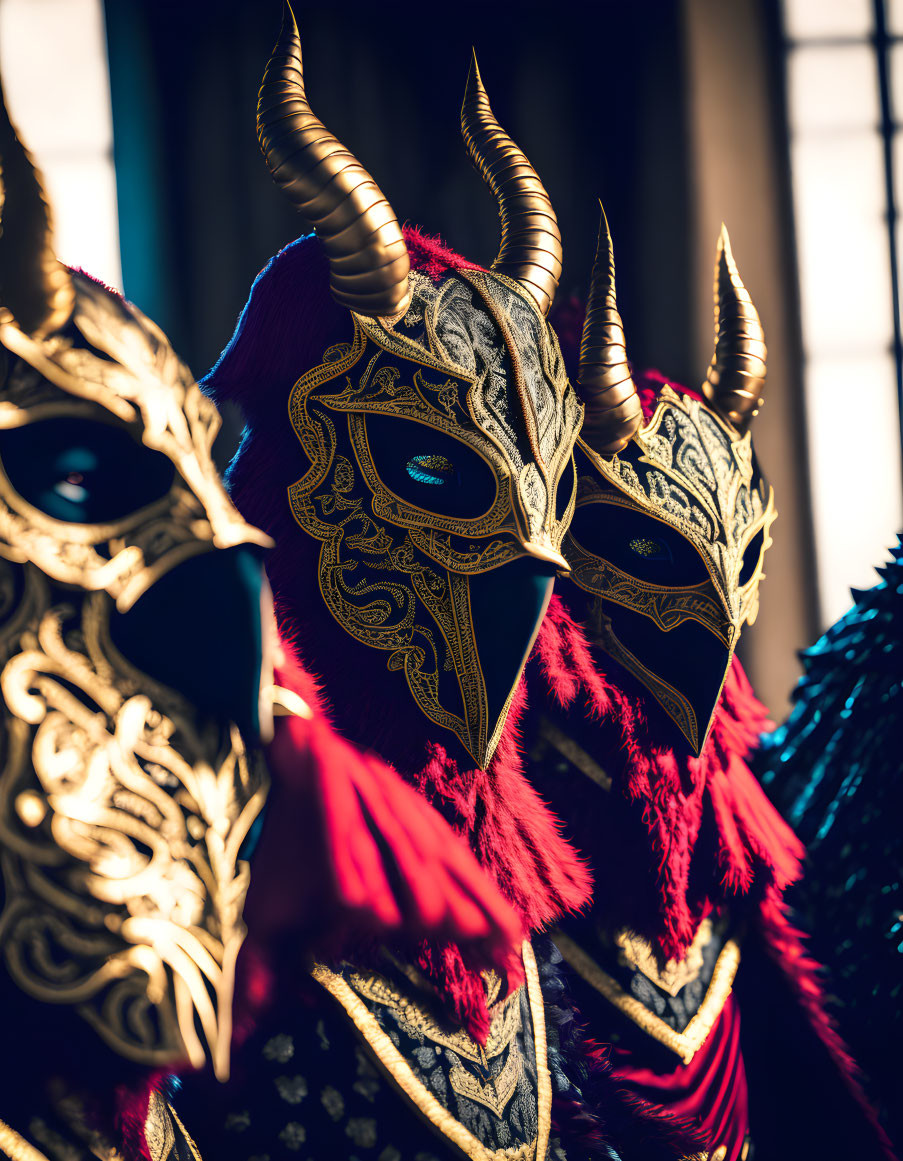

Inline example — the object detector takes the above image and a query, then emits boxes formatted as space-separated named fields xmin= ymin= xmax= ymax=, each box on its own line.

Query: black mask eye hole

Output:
xmin=0 ymin=416 xmax=176 ymax=525
xmin=406 ymin=454 xmax=459 ymax=487
xmin=628 ymin=536 xmax=673 ymax=563
xmin=570 ymin=501 xmax=710 ymax=586
xmin=362 ymin=413 xmax=497 ymax=520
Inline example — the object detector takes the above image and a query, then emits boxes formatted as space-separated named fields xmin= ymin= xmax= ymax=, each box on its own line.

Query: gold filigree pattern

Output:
xmin=0 ymin=276 xmax=271 ymax=614
xmin=352 ymin=964 xmax=526 ymax=1117
xmin=145 ymin=1094 xmax=203 ymax=1161
xmin=312 ymin=942 xmax=552 ymax=1161
xmin=0 ymin=1091 xmax=202 ymax=1161
xmin=575 ymin=387 xmax=775 ymax=629
xmin=449 ymin=1053 xmax=522 ymax=1119
xmin=346 ymin=964 xmax=523 ymax=1065
xmin=0 ymin=271 xmax=270 ymax=1083
xmin=615 ymin=918 xmax=714 ymax=997
xmin=568 ymin=540 xmax=734 ymax=648
xmin=565 ymin=386 xmax=776 ymax=753
xmin=552 ymin=929 xmax=741 ymax=1065
xmin=286 ymin=270 xmax=582 ymax=767
xmin=0 ymin=578 xmax=267 ymax=1080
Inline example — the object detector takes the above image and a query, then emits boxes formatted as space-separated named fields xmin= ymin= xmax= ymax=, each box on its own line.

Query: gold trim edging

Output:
xmin=552 ymin=930 xmax=740 ymax=1065
xmin=312 ymin=941 xmax=551 ymax=1161
xmin=0 ymin=1119 xmax=49 ymax=1161
xmin=616 ymin=919 xmax=714 ymax=997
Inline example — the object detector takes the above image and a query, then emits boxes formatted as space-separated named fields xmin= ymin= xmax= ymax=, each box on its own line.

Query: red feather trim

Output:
xmin=408 ymin=676 xmax=593 ymax=934
xmin=402 ymin=225 xmax=484 ymax=280
xmin=534 ymin=595 xmax=805 ymax=960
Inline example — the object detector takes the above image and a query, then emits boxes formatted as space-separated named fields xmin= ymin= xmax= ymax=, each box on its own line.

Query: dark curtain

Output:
xmin=104 ymin=0 xmax=693 ymax=390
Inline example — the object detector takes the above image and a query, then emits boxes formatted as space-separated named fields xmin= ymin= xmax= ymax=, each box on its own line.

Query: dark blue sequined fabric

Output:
xmin=756 ymin=535 xmax=903 ymax=1143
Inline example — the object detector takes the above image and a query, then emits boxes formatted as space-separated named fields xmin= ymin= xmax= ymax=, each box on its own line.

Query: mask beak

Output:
xmin=590 ymin=600 xmax=737 ymax=759
xmin=459 ymin=555 xmax=558 ymax=768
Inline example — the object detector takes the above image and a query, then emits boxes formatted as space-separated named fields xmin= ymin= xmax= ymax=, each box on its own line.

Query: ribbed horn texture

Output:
xmin=578 ymin=204 xmax=642 ymax=455
xmin=461 ymin=51 xmax=562 ymax=317
xmin=256 ymin=3 xmax=410 ymax=317
xmin=702 ymin=225 xmax=767 ymax=433
xmin=0 ymin=75 xmax=74 ymax=337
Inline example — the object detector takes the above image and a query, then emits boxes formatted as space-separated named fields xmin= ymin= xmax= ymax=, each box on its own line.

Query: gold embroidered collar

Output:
xmin=552 ymin=925 xmax=741 ymax=1066
xmin=312 ymin=941 xmax=551 ymax=1161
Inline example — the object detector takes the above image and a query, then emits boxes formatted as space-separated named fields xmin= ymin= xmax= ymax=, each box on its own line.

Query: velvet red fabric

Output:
xmin=610 ymin=997 xmax=749 ymax=1161
xmin=246 ymin=642 xmax=525 ymax=975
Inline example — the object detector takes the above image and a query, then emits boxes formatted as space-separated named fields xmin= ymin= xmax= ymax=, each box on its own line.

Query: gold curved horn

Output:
xmin=256 ymin=2 xmax=410 ymax=317
xmin=578 ymin=203 xmax=642 ymax=455
xmin=461 ymin=51 xmax=562 ymax=317
xmin=702 ymin=225 xmax=766 ymax=432
xmin=0 ymin=74 xmax=74 ymax=337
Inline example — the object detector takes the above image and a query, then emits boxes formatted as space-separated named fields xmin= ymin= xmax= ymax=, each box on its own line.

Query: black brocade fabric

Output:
xmin=532 ymin=939 xmax=703 ymax=1161
xmin=175 ymin=982 xmax=460 ymax=1161
xmin=535 ymin=940 xmax=622 ymax=1161
xmin=551 ymin=915 xmax=729 ymax=1069
xmin=611 ymin=922 xmax=726 ymax=1035
xmin=322 ymin=957 xmax=543 ymax=1154
xmin=479 ymin=275 xmax=569 ymax=462
xmin=432 ymin=276 xmax=538 ymax=475
xmin=174 ymin=949 xmax=547 ymax=1161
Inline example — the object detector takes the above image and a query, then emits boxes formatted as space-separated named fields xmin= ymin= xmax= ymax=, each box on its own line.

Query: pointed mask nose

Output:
xmin=465 ymin=555 xmax=558 ymax=767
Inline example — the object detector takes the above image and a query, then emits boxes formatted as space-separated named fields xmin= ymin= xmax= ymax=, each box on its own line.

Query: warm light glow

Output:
xmin=784 ymin=0 xmax=872 ymax=39
xmin=0 ymin=0 xmax=122 ymax=290
xmin=14 ymin=790 xmax=46 ymax=828
xmin=789 ymin=44 xmax=879 ymax=132
xmin=784 ymin=0 xmax=903 ymax=626
xmin=792 ymin=134 xmax=892 ymax=353
xmin=804 ymin=354 xmax=902 ymax=622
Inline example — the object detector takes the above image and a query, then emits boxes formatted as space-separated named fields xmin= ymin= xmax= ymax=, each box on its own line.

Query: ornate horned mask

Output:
xmin=257 ymin=8 xmax=582 ymax=767
xmin=0 ymin=77 xmax=272 ymax=1080
xmin=565 ymin=213 xmax=775 ymax=756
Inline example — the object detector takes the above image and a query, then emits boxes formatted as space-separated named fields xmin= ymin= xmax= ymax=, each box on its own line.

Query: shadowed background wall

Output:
xmin=102 ymin=0 xmax=814 ymax=716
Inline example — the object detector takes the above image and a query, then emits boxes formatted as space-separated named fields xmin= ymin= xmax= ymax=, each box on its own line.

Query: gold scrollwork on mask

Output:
xmin=564 ymin=387 xmax=776 ymax=752
xmin=286 ymin=272 xmax=582 ymax=767
xmin=577 ymin=386 xmax=776 ymax=630
xmin=0 ymin=277 xmax=270 ymax=614
xmin=0 ymin=232 xmax=270 ymax=1091
xmin=0 ymin=572 xmax=267 ymax=1081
